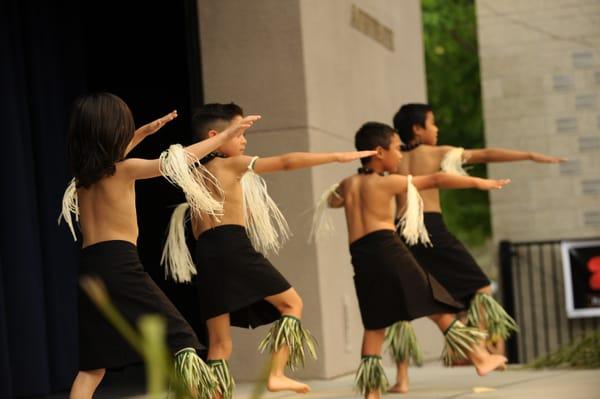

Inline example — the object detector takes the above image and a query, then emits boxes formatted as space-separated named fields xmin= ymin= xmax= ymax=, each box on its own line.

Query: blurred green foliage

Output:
xmin=421 ymin=0 xmax=490 ymax=247
xmin=528 ymin=331 xmax=600 ymax=369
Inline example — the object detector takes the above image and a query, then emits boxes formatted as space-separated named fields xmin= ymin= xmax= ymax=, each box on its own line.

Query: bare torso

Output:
xmin=77 ymin=164 xmax=139 ymax=248
xmin=397 ymin=145 xmax=446 ymax=213
xmin=192 ymin=157 xmax=247 ymax=238
xmin=339 ymin=174 xmax=397 ymax=244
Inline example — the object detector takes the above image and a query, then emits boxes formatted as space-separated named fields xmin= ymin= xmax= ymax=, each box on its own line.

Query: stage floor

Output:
xmin=47 ymin=362 xmax=600 ymax=398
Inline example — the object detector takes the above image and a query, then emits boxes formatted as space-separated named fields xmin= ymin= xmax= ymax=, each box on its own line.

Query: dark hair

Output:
xmin=191 ymin=102 xmax=244 ymax=140
xmin=67 ymin=92 xmax=135 ymax=188
xmin=392 ymin=103 xmax=432 ymax=145
xmin=354 ymin=122 xmax=398 ymax=165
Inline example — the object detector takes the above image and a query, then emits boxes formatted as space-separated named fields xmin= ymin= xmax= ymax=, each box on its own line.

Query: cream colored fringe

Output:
xmin=159 ymin=144 xmax=223 ymax=218
xmin=161 ymin=203 xmax=196 ymax=283
xmin=58 ymin=178 xmax=79 ymax=241
xmin=240 ymin=156 xmax=291 ymax=254
xmin=441 ymin=147 xmax=468 ymax=176
xmin=396 ymin=175 xmax=431 ymax=246
xmin=308 ymin=183 xmax=340 ymax=243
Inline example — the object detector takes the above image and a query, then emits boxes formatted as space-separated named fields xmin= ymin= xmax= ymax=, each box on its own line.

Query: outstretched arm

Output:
xmin=125 ymin=111 xmax=178 ymax=156
xmin=226 ymin=150 xmax=376 ymax=176
xmin=253 ymin=151 xmax=377 ymax=174
xmin=463 ymin=148 xmax=567 ymax=164
xmin=119 ymin=115 xmax=261 ymax=180
xmin=411 ymin=172 xmax=510 ymax=191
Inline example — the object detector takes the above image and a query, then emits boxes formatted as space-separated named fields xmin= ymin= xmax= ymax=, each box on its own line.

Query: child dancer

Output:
xmin=59 ymin=93 xmax=259 ymax=399
xmin=316 ymin=122 xmax=509 ymax=399
xmin=385 ymin=103 xmax=566 ymax=393
xmin=161 ymin=103 xmax=375 ymax=398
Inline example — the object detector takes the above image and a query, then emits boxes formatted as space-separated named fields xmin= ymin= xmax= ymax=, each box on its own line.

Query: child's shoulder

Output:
xmin=429 ymin=144 xmax=458 ymax=154
xmin=341 ymin=174 xmax=359 ymax=185
xmin=227 ymin=154 xmax=255 ymax=165
xmin=413 ymin=144 xmax=455 ymax=161
xmin=383 ymin=173 xmax=406 ymax=185
xmin=418 ymin=144 xmax=446 ymax=152
xmin=218 ymin=154 xmax=255 ymax=175
xmin=108 ymin=160 xmax=132 ymax=179
xmin=336 ymin=175 xmax=355 ymax=193
xmin=376 ymin=174 xmax=408 ymax=193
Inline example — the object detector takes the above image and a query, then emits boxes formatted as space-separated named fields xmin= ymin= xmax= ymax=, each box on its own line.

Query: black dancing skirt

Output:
xmin=195 ymin=225 xmax=291 ymax=329
xmin=350 ymin=230 xmax=462 ymax=330
xmin=399 ymin=212 xmax=491 ymax=306
xmin=78 ymin=240 xmax=202 ymax=371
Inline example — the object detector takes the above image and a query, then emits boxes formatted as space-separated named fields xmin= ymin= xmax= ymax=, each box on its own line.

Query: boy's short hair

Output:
xmin=191 ymin=102 xmax=244 ymax=140
xmin=392 ymin=103 xmax=432 ymax=144
xmin=67 ymin=92 xmax=135 ymax=188
xmin=354 ymin=122 xmax=398 ymax=165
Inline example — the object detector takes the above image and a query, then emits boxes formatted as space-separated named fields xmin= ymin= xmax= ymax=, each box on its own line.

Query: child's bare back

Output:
xmin=397 ymin=145 xmax=448 ymax=213
xmin=337 ymin=174 xmax=402 ymax=243
xmin=77 ymin=167 xmax=139 ymax=247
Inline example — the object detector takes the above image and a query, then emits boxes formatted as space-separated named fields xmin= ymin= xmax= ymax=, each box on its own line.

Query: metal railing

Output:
xmin=500 ymin=239 xmax=600 ymax=363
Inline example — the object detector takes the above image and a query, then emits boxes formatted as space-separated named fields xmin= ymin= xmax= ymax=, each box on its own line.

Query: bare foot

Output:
xmin=496 ymin=362 xmax=507 ymax=371
xmin=366 ymin=389 xmax=381 ymax=399
xmin=474 ymin=355 xmax=508 ymax=376
xmin=388 ymin=382 xmax=409 ymax=394
xmin=267 ymin=375 xmax=311 ymax=394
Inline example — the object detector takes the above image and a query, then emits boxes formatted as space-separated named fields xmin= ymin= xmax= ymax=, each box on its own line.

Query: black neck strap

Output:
xmin=200 ymin=151 xmax=228 ymax=165
xmin=401 ymin=142 xmax=422 ymax=152
xmin=357 ymin=166 xmax=385 ymax=176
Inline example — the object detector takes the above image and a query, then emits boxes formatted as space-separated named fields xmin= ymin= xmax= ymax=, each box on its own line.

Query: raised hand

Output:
xmin=135 ymin=110 xmax=178 ymax=137
xmin=334 ymin=151 xmax=378 ymax=163
xmin=222 ymin=115 xmax=261 ymax=139
xmin=476 ymin=178 xmax=511 ymax=190
xmin=530 ymin=152 xmax=567 ymax=164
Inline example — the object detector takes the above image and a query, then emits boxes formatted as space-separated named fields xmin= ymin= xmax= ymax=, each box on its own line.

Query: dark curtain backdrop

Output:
xmin=0 ymin=0 xmax=204 ymax=397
